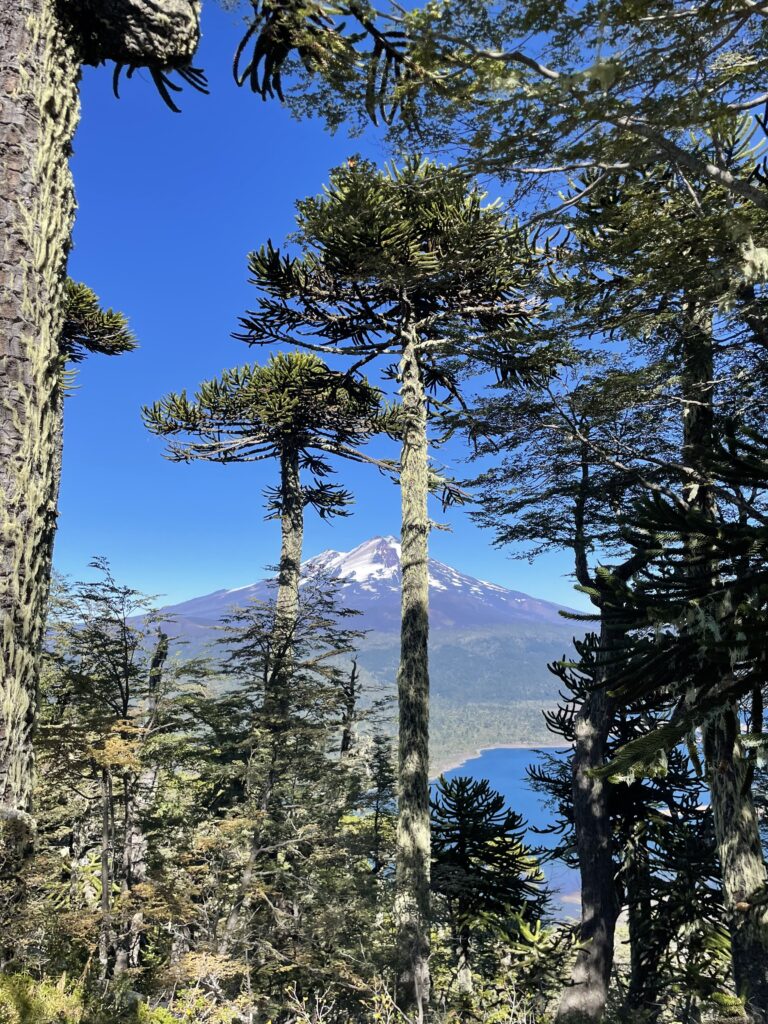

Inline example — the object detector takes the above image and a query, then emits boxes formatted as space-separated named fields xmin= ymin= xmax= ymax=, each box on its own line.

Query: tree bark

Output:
xmin=394 ymin=331 xmax=431 ymax=1021
xmin=456 ymin=924 xmax=473 ymax=994
xmin=705 ymin=705 xmax=768 ymax=1022
xmin=271 ymin=445 xmax=304 ymax=721
xmin=66 ymin=0 xmax=200 ymax=69
xmin=556 ymin=619 xmax=619 ymax=1024
xmin=0 ymin=0 xmax=80 ymax=867
xmin=114 ymin=631 xmax=168 ymax=975
xmin=0 ymin=0 xmax=200 ymax=879
xmin=99 ymin=765 xmax=114 ymax=978
xmin=624 ymin=829 xmax=661 ymax=1022
xmin=220 ymin=449 xmax=304 ymax=954
xmin=339 ymin=659 xmax=359 ymax=759
xmin=680 ymin=302 xmax=768 ymax=1022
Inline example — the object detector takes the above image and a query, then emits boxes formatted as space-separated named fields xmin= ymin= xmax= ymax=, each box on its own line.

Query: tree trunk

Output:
xmin=0 ymin=0 xmax=200 ymax=882
xmin=271 ymin=446 xmax=304 ymax=721
xmin=456 ymin=924 xmax=473 ymax=994
xmin=394 ymin=332 xmax=431 ymax=1021
xmin=705 ymin=705 xmax=768 ymax=1022
xmin=556 ymin=619 xmax=619 ymax=1024
xmin=0 ymin=0 xmax=80 ymax=870
xmin=99 ymin=765 xmax=114 ymax=978
xmin=340 ymin=659 xmax=359 ymax=759
xmin=681 ymin=303 xmax=768 ymax=1022
xmin=220 ymin=453 xmax=304 ymax=953
xmin=114 ymin=632 xmax=168 ymax=974
xmin=624 ymin=828 xmax=661 ymax=1022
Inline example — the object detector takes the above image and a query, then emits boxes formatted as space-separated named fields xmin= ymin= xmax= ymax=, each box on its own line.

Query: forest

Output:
xmin=2 ymin=0 xmax=768 ymax=1021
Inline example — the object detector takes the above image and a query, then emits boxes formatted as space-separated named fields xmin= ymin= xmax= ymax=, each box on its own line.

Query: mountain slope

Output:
xmin=158 ymin=537 xmax=579 ymax=717
xmin=164 ymin=535 xmax=575 ymax=634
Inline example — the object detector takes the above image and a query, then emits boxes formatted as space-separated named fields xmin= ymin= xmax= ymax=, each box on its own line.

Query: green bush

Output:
xmin=0 ymin=974 xmax=84 ymax=1024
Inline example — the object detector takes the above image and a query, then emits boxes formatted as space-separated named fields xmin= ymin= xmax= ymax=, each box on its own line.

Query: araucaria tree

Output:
xmin=144 ymin=352 xmax=382 ymax=720
xmin=430 ymin=775 xmax=547 ymax=995
xmin=0 ymin=273 xmax=134 ymax=880
xmin=236 ymin=157 xmax=539 ymax=1016
xmin=0 ymin=0 xmax=200 ymax=867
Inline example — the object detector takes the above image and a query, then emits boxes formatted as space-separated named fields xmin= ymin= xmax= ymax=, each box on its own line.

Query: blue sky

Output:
xmin=57 ymin=2 xmax=588 ymax=611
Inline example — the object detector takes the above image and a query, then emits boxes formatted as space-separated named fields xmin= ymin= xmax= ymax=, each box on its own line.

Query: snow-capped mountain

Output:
xmin=162 ymin=535 xmax=572 ymax=633
xmin=155 ymin=536 xmax=579 ymax=745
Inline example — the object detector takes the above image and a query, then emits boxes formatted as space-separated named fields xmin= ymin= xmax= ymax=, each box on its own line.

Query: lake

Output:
xmin=440 ymin=746 xmax=580 ymax=915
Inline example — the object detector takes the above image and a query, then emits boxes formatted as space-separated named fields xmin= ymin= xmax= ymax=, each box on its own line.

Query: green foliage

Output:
xmin=144 ymin=352 xmax=383 ymax=517
xmin=60 ymin=280 xmax=136 ymax=364
xmin=431 ymin=776 xmax=547 ymax=931
xmin=238 ymin=157 xmax=547 ymax=391
xmin=0 ymin=974 xmax=84 ymax=1024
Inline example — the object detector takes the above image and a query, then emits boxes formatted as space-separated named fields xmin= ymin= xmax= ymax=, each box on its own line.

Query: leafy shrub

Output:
xmin=0 ymin=974 xmax=84 ymax=1024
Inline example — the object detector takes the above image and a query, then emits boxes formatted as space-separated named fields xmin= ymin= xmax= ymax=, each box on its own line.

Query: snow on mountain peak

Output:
xmin=157 ymin=535 xmax=573 ymax=632
xmin=305 ymin=535 xmax=402 ymax=586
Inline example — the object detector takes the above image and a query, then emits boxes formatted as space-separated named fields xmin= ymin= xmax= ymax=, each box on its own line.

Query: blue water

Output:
xmin=441 ymin=746 xmax=580 ymax=914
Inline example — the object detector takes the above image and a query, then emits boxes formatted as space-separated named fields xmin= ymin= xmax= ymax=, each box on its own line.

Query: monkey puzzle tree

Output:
xmin=235 ymin=156 xmax=540 ymax=1016
xmin=430 ymin=776 xmax=547 ymax=995
xmin=144 ymin=351 xmax=382 ymax=721
xmin=0 ymin=273 xmax=134 ymax=880
xmin=533 ymin=636 xmax=727 ymax=1022
xmin=545 ymin=144 xmax=768 ymax=1021
xmin=469 ymin=357 xmax=677 ymax=1022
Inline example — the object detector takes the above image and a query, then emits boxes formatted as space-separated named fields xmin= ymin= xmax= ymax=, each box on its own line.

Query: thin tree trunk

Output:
xmin=99 ymin=766 xmax=114 ymax=979
xmin=394 ymin=331 xmax=431 ymax=1020
xmin=624 ymin=830 xmax=660 ymax=1022
xmin=220 ymin=451 xmax=304 ymax=954
xmin=456 ymin=924 xmax=473 ymax=994
xmin=340 ymin=659 xmax=360 ymax=759
xmin=681 ymin=303 xmax=768 ymax=1022
xmin=556 ymin=618 xmax=619 ymax=1024
xmin=114 ymin=632 xmax=168 ymax=974
xmin=271 ymin=446 xmax=304 ymax=720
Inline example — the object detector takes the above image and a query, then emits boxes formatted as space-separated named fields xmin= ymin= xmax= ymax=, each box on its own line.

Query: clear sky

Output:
xmin=57 ymin=2 xmax=588 ymax=611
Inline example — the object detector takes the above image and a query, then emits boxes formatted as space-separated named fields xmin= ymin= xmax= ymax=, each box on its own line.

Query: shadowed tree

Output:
xmin=431 ymin=775 xmax=547 ymax=995
xmin=541 ymin=149 xmax=768 ymax=1022
xmin=533 ymin=635 xmax=726 ymax=1023
xmin=469 ymin=359 xmax=675 ymax=1022
xmin=235 ymin=156 xmax=543 ymax=1016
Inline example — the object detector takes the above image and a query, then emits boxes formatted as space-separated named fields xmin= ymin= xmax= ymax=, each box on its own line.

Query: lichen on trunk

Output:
xmin=705 ymin=705 xmax=768 ymax=1022
xmin=0 ymin=0 xmax=81 ymax=869
xmin=681 ymin=302 xmax=768 ymax=1023
xmin=394 ymin=331 xmax=431 ymax=1021
xmin=0 ymin=0 xmax=201 ymax=886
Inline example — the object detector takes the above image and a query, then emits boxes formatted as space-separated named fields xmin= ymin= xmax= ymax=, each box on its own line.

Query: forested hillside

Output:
xmin=2 ymin=1 xmax=768 ymax=1022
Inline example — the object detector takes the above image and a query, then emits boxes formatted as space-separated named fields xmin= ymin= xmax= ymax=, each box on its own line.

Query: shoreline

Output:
xmin=430 ymin=741 xmax=569 ymax=780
